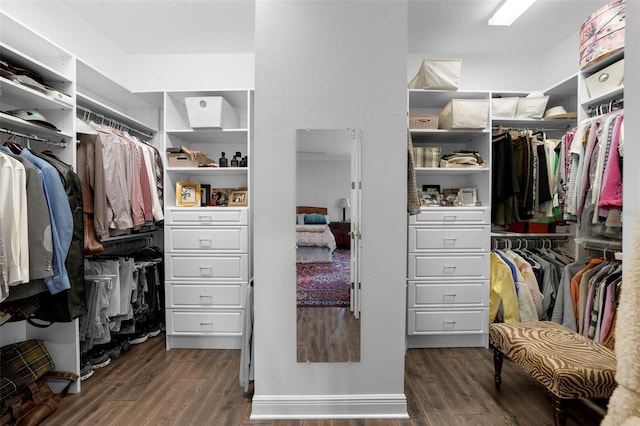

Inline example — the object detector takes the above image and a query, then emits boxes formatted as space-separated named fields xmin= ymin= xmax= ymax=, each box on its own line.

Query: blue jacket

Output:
xmin=19 ymin=149 xmax=73 ymax=294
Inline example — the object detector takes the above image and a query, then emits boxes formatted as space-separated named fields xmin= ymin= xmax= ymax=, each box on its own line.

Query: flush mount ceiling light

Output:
xmin=488 ymin=0 xmax=536 ymax=26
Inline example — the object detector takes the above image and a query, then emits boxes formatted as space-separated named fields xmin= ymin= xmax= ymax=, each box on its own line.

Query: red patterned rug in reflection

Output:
xmin=296 ymin=249 xmax=350 ymax=307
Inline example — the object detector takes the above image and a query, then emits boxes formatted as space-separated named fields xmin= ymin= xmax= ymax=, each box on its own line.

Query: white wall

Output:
xmin=251 ymin=0 xmax=409 ymax=419
xmin=297 ymin=159 xmax=351 ymax=221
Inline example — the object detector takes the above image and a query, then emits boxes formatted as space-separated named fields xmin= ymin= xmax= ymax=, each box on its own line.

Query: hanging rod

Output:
xmin=491 ymin=126 xmax=572 ymax=133
xmin=0 ymin=127 xmax=67 ymax=147
xmin=76 ymin=105 xmax=154 ymax=140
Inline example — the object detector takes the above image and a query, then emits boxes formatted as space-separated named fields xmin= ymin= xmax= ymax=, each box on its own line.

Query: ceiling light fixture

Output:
xmin=488 ymin=0 xmax=536 ymax=26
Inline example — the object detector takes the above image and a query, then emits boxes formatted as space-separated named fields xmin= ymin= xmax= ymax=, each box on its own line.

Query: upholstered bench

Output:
xmin=489 ymin=321 xmax=617 ymax=426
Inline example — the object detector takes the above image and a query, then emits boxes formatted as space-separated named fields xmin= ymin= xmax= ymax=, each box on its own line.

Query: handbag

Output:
xmin=1 ymin=340 xmax=78 ymax=426
xmin=586 ymin=58 xmax=624 ymax=98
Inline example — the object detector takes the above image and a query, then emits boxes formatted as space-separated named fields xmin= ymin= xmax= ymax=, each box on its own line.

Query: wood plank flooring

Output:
xmin=43 ymin=333 xmax=606 ymax=425
xmin=297 ymin=307 xmax=360 ymax=363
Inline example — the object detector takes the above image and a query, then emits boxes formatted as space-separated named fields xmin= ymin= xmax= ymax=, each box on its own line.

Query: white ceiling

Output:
xmin=56 ymin=0 xmax=607 ymax=56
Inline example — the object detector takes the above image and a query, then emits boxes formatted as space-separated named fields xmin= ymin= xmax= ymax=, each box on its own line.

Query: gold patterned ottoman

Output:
xmin=489 ymin=321 xmax=617 ymax=426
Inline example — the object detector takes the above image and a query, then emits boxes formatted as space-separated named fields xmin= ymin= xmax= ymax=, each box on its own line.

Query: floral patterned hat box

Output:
xmin=579 ymin=0 xmax=625 ymax=70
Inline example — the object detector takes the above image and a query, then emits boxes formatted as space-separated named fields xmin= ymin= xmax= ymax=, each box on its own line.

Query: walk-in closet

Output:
xmin=1 ymin=1 xmax=638 ymax=424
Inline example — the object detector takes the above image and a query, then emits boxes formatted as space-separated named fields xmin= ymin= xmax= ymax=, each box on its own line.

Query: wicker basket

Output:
xmin=409 ymin=115 xmax=439 ymax=129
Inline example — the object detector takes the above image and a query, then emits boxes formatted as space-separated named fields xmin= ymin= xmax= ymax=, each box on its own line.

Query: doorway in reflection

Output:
xmin=296 ymin=129 xmax=361 ymax=363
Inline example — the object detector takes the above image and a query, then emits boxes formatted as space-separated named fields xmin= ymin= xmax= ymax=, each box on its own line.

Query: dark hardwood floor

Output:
xmin=43 ymin=333 xmax=606 ymax=425
xmin=297 ymin=307 xmax=360 ymax=363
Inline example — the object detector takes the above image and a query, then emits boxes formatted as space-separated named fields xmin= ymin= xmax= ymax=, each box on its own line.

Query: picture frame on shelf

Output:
xmin=420 ymin=190 xmax=441 ymax=207
xmin=461 ymin=187 xmax=477 ymax=207
xmin=200 ymin=184 xmax=211 ymax=207
xmin=229 ymin=189 xmax=248 ymax=207
xmin=211 ymin=188 xmax=229 ymax=206
xmin=422 ymin=184 xmax=441 ymax=193
xmin=176 ymin=181 xmax=201 ymax=207
xmin=442 ymin=188 xmax=460 ymax=206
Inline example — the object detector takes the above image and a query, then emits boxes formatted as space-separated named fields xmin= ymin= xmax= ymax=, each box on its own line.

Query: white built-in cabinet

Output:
xmin=407 ymin=90 xmax=491 ymax=348
xmin=0 ymin=12 xmax=161 ymax=392
xmin=163 ymin=90 xmax=253 ymax=349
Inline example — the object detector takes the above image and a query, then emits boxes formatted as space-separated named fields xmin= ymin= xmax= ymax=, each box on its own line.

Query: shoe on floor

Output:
xmin=130 ymin=332 xmax=148 ymax=345
xmin=147 ymin=324 xmax=162 ymax=338
xmin=88 ymin=351 xmax=111 ymax=369
xmin=80 ymin=361 xmax=94 ymax=381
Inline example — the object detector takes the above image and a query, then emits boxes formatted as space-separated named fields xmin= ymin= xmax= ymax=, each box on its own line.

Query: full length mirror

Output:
xmin=296 ymin=129 xmax=361 ymax=363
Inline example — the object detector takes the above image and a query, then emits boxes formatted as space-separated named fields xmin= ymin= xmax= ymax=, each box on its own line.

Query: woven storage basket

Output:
xmin=409 ymin=115 xmax=439 ymax=129
xmin=167 ymin=153 xmax=198 ymax=167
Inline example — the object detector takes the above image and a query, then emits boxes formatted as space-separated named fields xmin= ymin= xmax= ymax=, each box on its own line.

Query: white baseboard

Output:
xmin=250 ymin=393 xmax=409 ymax=419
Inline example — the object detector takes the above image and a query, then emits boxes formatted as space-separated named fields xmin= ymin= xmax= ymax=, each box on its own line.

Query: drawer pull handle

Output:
xmin=199 ymin=238 xmax=212 ymax=245
xmin=199 ymin=294 xmax=213 ymax=298
xmin=442 ymin=321 xmax=457 ymax=327
xmin=443 ymin=293 xmax=457 ymax=297
xmin=443 ymin=238 xmax=457 ymax=246
xmin=443 ymin=266 xmax=457 ymax=273
xmin=199 ymin=215 xmax=212 ymax=221
xmin=199 ymin=267 xmax=213 ymax=274
xmin=443 ymin=215 xmax=457 ymax=221
xmin=200 ymin=322 xmax=213 ymax=326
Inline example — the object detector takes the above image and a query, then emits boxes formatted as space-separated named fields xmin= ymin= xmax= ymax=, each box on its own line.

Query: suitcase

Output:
xmin=579 ymin=0 xmax=625 ymax=69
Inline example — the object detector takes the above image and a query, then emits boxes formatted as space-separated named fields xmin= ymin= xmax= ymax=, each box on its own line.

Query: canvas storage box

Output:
xmin=409 ymin=115 xmax=439 ymax=129
xmin=167 ymin=152 xmax=198 ymax=168
xmin=185 ymin=96 xmax=238 ymax=129
xmin=579 ymin=0 xmax=625 ymax=69
xmin=491 ymin=97 xmax=519 ymax=118
xmin=438 ymin=99 xmax=488 ymax=129
xmin=408 ymin=59 xmax=462 ymax=90
xmin=515 ymin=96 xmax=549 ymax=119
xmin=586 ymin=58 xmax=624 ymax=98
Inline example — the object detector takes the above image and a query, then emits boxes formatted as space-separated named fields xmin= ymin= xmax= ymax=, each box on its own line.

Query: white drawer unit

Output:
xmin=407 ymin=204 xmax=490 ymax=348
xmin=167 ymin=226 xmax=248 ymax=252
xmin=166 ymin=283 xmax=246 ymax=308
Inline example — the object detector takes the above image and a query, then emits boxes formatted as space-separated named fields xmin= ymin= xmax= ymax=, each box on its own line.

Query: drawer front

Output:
xmin=407 ymin=309 xmax=488 ymax=334
xmin=408 ymin=281 xmax=489 ymax=307
xmin=408 ymin=253 xmax=489 ymax=280
xmin=409 ymin=226 xmax=488 ymax=252
xmin=410 ymin=208 xmax=489 ymax=225
xmin=166 ymin=310 xmax=243 ymax=335
xmin=167 ymin=227 xmax=248 ymax=252
xmin=166 ymin=283 xmax=246 ymax=308
xmin=166 ymin=254 xmax=248 ymax=281
xmin=165 ymin=208 xmax=248 ymax=225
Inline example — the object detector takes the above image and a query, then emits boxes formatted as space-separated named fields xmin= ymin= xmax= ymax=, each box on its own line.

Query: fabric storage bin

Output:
xmin=168 ymin=152 xmax=198 ymax=167
xmin=438 ymin=99 xmax=488 ymax=129
xmin=408 ymin=59 xmax=462 ymax=90
xmin=579 ymin=0 xmax=625 ymax=69
xmin=586 ymin=58 xmax=624 ymax=98
xmin=409 ymin=115 xmax=439 ymax=129
xmin=515 ymin=96 xmax=549 ymax=119
xmin=414 ymin=146 xmax=441 ymax=168
xmin=185 ymin=96 xmax=239 ymax=129
xmin=491 ymin=97 xmax=518 ymax=118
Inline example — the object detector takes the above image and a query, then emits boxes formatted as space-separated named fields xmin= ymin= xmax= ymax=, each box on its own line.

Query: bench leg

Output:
xmin=550 ymin=394 xmax=568 ymax=426
xmin=493 ymin=348 xmax=503 ymax=391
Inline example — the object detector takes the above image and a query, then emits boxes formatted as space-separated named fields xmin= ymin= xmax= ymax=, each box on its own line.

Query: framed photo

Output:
xmin=176 ymin=181 xmax=201 ymax=207
xmin=229 ymin=189 xmax=248 ymax=207
xmin=461 ymin=187 xmax=478 ymax=206
xmin=211 ymin=188 xmax=229 ymax=206
xmin=421 ymin=190 xmax=441 ymax=207
xmin=200 ymin=184 xmax=211 ymax=207
xmin=442 ymin=188 xmax=460 ymax=206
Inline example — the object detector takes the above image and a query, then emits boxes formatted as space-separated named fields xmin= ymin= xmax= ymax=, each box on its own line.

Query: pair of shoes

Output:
xmin=146 ymin=324 xmax=162 ymax=338
xmin=80 ymin=361 xmax=94 ymax=381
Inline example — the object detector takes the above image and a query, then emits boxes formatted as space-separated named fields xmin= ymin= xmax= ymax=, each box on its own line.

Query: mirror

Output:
xmin=296 ymin=129 xmax=361 ymax=363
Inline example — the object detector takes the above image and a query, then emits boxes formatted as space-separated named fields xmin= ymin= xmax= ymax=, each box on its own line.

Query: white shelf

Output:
xmin=0 ymin=76 xmax=73 ymax=110
xmin=0 ymin=111 xmax=72 ymax=141
xmin=166 ymin=128 xmax=248 ymax=144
